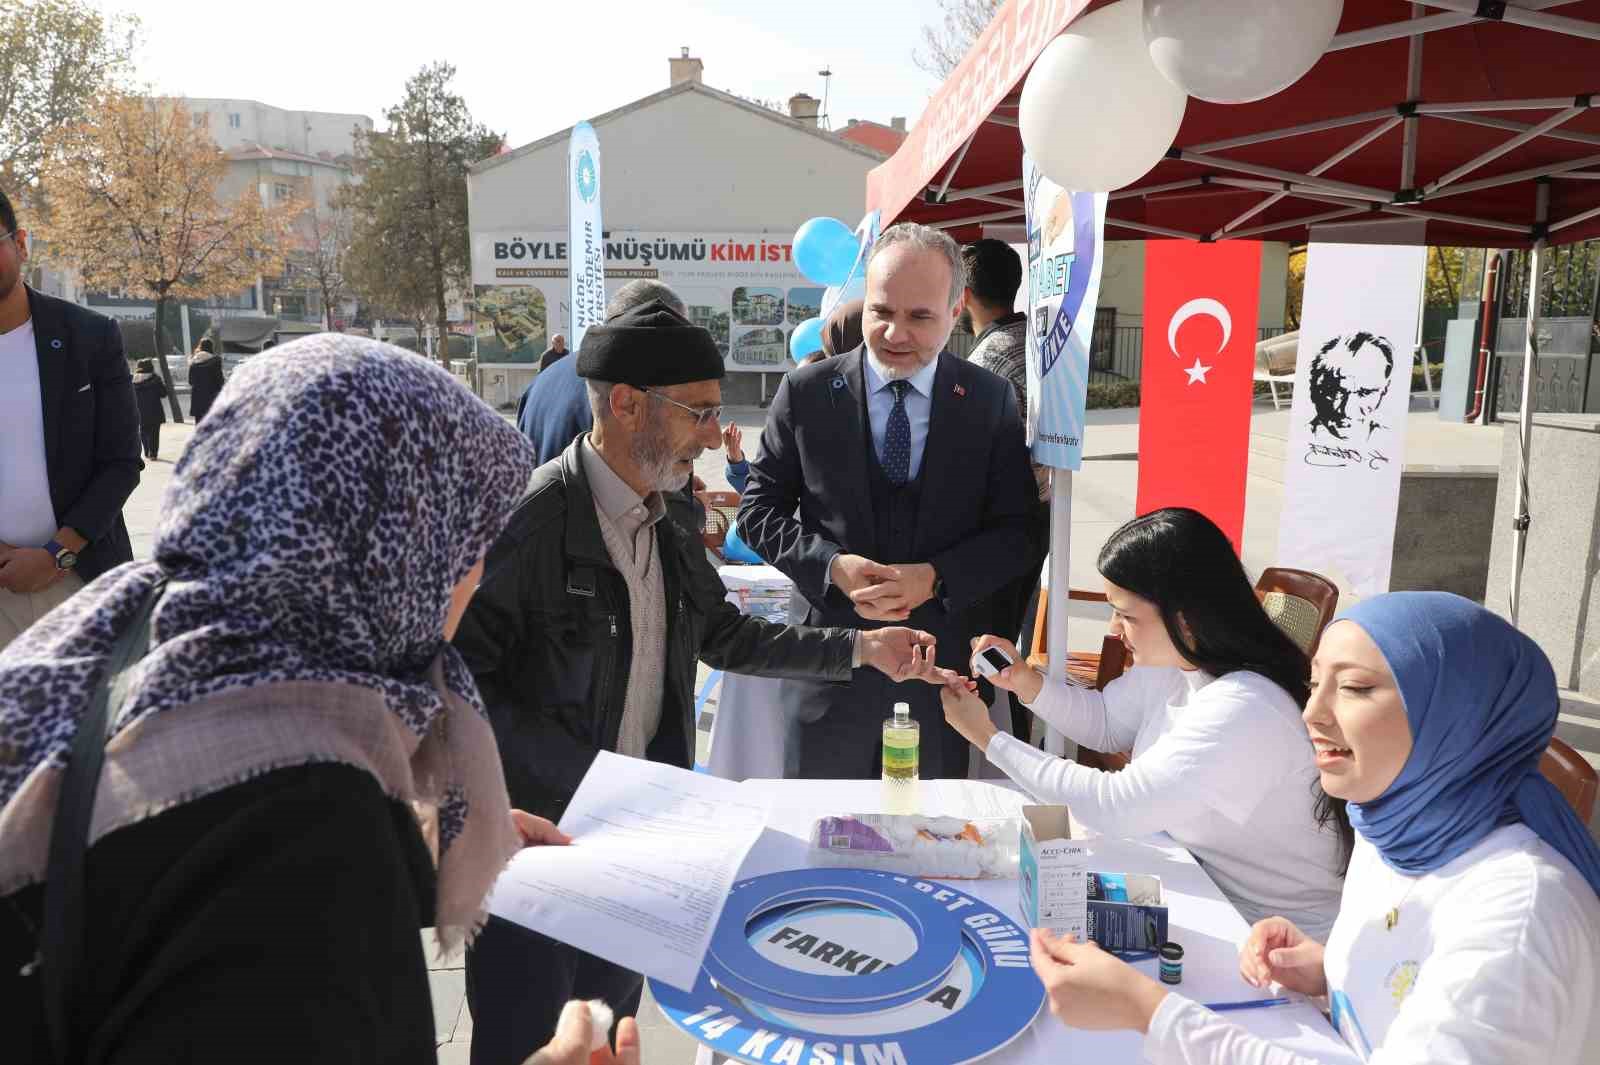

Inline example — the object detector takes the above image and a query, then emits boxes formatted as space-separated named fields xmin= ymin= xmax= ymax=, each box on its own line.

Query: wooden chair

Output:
xmin=696 ymin=490 xmax=742 ymax=559
xmin=1254 ymin=567 xmax=1340 ymax=657
xmin=1541 ymin=736 xmax=1598 ymax=824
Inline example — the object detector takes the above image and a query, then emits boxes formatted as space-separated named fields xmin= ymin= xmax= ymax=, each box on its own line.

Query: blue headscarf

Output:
xmin=1337 ymin=592 xmax=1600 ymax=896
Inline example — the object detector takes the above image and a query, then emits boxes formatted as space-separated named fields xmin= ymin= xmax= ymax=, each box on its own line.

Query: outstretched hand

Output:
xmin=860 ymin=627 xmax=938 ymax=683
xmin=524 ymin=1001 xmax=640 ymax=1065
xmin=969 ymin=635 xmax=1043 ymax=703
xmin=1029 ymin=928 xmax=1169 ymax=1034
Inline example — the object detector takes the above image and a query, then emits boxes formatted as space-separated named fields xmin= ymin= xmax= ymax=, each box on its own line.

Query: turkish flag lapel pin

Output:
xmin=953 ymin=384 xmax=966 ymax=397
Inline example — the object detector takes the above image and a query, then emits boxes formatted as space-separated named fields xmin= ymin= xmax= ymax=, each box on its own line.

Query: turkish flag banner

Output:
xmin=1137 ymin=240 xmax=1262 ymax=552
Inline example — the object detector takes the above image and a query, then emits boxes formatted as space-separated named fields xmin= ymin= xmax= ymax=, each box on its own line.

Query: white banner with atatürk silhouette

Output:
xmin=1277 ymin=241 xmax=1426 ymax=597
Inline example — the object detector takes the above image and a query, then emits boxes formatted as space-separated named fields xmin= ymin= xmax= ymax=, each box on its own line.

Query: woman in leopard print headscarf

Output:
xmin=0 ymin=335 xmax=588 ymax=1063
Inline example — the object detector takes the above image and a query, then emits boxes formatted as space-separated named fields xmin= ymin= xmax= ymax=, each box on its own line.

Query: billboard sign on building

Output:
xmin=471 ymin=231 xmax=818 ymax=372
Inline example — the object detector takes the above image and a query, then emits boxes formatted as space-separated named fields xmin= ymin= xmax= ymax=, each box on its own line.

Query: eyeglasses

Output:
xmin=639 ymin=387 xmax=722 ymax=429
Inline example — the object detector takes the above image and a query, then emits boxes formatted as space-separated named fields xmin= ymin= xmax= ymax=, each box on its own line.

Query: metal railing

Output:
xmin=1085 ymin=324 xmax=1293 ymax=386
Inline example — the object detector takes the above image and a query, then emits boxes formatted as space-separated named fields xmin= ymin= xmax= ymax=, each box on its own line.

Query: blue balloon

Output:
xmin=793 ymin=217 xmax=857 ymax=286
xmin=789 ymin=317 xmax=824 ymax=362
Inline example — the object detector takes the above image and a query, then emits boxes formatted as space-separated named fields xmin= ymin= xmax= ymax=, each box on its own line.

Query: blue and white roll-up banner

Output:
xmin=1023 ymin=154 xmax=1106 ymax=472
xmin=568 ymin=120 xmax=605 ymax=348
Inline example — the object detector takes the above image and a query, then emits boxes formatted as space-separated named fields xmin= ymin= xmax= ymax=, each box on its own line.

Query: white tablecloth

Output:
xmin=689 ymin=778 xmax=1351 ymax=1065
xmin=704 ymin=565 xmax=797 ymax=780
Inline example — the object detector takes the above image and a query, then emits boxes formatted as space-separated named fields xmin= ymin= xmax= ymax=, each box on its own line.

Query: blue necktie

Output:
xmin=884 ymin=380 xmax=911 ymax=486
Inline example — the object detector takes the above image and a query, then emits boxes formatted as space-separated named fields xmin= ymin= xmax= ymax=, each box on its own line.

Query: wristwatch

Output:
xmin=43 ymin=539 xmax=79 ymax=571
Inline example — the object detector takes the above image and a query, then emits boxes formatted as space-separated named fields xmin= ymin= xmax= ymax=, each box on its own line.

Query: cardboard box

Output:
xmin=1019 ymin=807 xmax=1170 ymax=952
xmin=1086 ymin=872 xmax=1168 ymax=952
xmin=1018 ymin=806 xmax=1090 ymax=940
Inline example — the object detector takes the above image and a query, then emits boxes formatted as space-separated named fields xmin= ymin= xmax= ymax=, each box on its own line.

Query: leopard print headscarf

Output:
xmin=0 ymin=335 xmax=534 ymax=892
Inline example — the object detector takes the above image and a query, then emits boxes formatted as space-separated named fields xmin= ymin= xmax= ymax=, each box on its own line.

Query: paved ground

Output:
xmin=119 ymin=396 xmax=1598 ymax=1064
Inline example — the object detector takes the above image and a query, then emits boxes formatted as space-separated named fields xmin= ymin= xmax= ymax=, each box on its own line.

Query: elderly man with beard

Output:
xmin=451 ymin=298 xmax=939 ymax=1065
xmin=738 ymin=222 xmax=1037 ymax=780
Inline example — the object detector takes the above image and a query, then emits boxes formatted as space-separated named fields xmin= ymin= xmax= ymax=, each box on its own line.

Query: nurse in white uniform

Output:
xmin=1025 ymin=591 xmax=1600 ymax=1065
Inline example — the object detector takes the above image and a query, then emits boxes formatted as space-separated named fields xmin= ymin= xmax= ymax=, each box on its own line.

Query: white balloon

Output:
xmin=1020 ymin=0 xmax=1188 ymax=193
xmin=1143 ymin=0 xmax=1343 ymax=105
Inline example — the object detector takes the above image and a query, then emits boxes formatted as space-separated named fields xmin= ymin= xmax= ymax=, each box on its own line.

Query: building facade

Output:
xmin=467 ymin=51 xmax=887 ymax=402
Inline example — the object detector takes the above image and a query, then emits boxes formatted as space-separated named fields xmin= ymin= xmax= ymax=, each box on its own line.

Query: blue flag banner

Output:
xmin=568 ymin=121 xmax=605 ymax=348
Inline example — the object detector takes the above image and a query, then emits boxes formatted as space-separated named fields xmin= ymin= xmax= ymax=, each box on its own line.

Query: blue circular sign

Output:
xmin=651 ymin=869 xmax=1044 ymax=1065
xmin=575 ymin=149 xmax=598 ymax=203
xmin=707 ymin=873 xmax=961 ymax=1006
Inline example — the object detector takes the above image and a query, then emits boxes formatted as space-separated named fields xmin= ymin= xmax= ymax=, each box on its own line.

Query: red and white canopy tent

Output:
xmin=865 ymin=0 xmax=1600 ymax=653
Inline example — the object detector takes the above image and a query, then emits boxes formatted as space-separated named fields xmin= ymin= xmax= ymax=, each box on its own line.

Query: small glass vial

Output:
xmin=882 ymin=702 xmax=920 ymax=814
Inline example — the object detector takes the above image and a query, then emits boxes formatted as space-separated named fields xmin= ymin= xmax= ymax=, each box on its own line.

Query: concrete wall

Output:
xmin=470 ymin=85 xmax=882 ymax=406
xmin=1390 ymin=470 xmax=1497 ymax=600
xmin=187 ymin=98 xmax=372 ymax=157
xmin=1485 ymin=413 xmax=1600 ymax=697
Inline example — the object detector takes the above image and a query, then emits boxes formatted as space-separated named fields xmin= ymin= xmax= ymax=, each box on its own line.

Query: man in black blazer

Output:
xmin=0 ymin=188 xmax=141 ymax=649
xmin=738 ymin=222 xmax=1036 ymax=778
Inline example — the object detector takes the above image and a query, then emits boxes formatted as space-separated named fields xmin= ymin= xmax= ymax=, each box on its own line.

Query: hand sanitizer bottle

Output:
xmin=882 ymin=702 xmax=920 ymax=814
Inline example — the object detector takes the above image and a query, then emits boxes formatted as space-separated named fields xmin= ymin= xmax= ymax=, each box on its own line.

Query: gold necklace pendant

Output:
xmin=1385 ymin=907 xmax=1400 ymax=931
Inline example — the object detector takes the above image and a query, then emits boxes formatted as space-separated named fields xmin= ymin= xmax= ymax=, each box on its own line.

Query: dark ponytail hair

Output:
xmin=1096 ymin=507 xmax=1354 ymax=871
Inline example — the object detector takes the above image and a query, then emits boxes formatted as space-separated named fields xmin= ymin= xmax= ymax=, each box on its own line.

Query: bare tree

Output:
xmin=913 ymin=0 xmax=1003 ymax=79
xmin=301 ymin=191 xmax=353 ymax=330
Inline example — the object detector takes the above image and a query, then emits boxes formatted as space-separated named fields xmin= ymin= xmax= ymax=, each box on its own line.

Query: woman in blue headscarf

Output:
xmin=1023 ymin=591 xmax=1600 ymax=1065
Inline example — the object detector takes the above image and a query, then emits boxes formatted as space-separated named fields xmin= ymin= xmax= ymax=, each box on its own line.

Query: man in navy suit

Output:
xmin=0 ymin=187 xmax=140 ymax=650
xmin=738 ymin=222 xmax=1036 ymax=778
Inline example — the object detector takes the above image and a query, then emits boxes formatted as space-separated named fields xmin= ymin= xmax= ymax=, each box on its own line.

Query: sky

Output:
xmin=113 ymin=0 xmax=949 ymax=149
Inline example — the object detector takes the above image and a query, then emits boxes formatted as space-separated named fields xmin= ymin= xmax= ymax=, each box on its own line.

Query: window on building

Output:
xmin=273 ymin=182 xmax=293 ymax=202
xmin=228 ymin=113 xmax=241 ymax=129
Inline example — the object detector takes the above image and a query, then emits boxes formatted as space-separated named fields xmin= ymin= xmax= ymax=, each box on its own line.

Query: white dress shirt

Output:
xmin=864 ymin=350 xmax=938 ymax=482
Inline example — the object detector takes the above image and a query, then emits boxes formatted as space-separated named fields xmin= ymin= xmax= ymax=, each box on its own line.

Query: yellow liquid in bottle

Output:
xmin=882 ymin=707 xmax=920 ymax=815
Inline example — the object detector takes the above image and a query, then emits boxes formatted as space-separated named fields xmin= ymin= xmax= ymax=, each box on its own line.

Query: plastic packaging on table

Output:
xmin=809 ymin=813 xmax=1020 ymax=879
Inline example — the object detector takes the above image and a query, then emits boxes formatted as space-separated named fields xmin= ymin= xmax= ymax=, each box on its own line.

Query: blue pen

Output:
xmin=1203 ymin=997 xmax=1292 ymax=1013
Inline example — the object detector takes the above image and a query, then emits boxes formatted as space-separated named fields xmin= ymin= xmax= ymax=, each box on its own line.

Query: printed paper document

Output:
xmin=487 ymin=751 xmax=770 ymax=991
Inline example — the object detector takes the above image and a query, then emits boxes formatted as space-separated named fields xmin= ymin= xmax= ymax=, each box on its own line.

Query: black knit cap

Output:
xmin=575 ymin=298 xmax=726 ymax=385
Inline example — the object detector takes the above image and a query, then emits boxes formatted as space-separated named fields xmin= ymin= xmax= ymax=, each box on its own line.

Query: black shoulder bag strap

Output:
xmin=41 ymin=578 xmax=167 ymax=1064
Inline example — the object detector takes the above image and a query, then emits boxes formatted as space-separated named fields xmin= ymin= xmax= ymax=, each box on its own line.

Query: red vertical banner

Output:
xmin=1137 ymin=240 xmax=1262 ymax=552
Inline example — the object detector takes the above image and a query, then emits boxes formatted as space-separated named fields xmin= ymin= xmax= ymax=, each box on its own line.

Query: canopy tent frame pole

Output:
xmin=1423 ymin=106 xmax=1586 ymax=193
xmin=1216 ymin=207 xmax=1371 ymax=241
xmin=933 ymin=133 xmax=976 ymax=204
xmin=1167 ymin=149 xmax=1396 ymax=201
xmin=1422 ymin=0 xmax=1600 ymax=43
xmin=929 ymin=206 xmax=1026 ymax=231
xmin=1329 ymin=0 xmax=1587 ymax=50
xmin=1188 ymin=109 xmax=1396 ymax=154
xmin=1217 ymin=117 xmax=1402 ymax=236
xmin=1550 ymin=202 xmax=1600 ymax=232
xmin=1509 ymin=180 xmax=1551 ymax=628
xmin=1413 ymin=96 xmax=1598 ymax=114
xmin=1108 ymin=178 xmax=1212 ymax=201
xmin=1429 ymin=111 xmax=1600 ymax=148
xmin=1103 ymin=218 xmax=1207 ymax=240
xmin=1401 ymin=5 xmax=1425 ymax=191
xmin=927 ymin=178 xmax=1023 ymax=204
xmin=1044 ymin=469 xmax=1074 ymax=758
xmin=1414 ymin=149 xmax=1600 ymax=200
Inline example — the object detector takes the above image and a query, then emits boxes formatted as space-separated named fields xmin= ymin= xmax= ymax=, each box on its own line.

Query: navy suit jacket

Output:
xmin=739 ymin=347 xmax=1035 ymax=659
xmin=24 ymin=287 xmax=141 ymax=580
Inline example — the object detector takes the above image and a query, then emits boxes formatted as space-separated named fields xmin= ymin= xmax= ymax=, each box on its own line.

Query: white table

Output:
xmin=689 ymin=779 xmax=1352 ymax=1065
xmin=703 ymin=566 xmax=799 ymax=780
